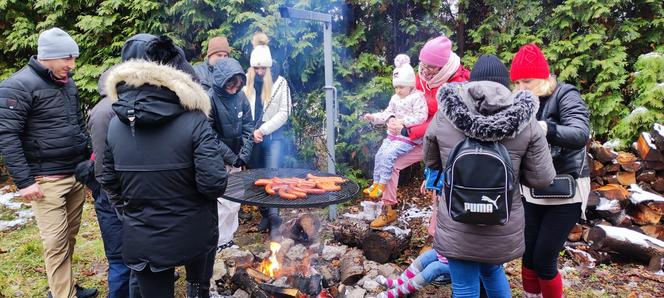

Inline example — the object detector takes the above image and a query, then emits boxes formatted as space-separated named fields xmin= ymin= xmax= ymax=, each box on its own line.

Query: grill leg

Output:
xmin=329 ymin=204 xmax=337 ymax=220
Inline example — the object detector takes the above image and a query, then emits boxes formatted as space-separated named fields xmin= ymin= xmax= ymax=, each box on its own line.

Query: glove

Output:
xmin=74 ymin=160 xmax=96 ymax=188
xmin=233 ymin=157 xmax=246 ymax=168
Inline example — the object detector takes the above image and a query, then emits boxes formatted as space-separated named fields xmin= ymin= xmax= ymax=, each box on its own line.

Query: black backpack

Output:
xmin=443 ymin=138 xmax=515 ymax=225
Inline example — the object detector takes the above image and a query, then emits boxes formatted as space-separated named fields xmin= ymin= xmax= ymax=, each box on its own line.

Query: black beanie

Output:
xmin=470 ymin=54 xmax=511 ymax=88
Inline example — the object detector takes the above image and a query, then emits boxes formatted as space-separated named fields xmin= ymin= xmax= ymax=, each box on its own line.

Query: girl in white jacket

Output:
xmin=244 ymin=32 xmax=292 ymax=233
xmin=363 ymin=54 xmax=427 ymax=198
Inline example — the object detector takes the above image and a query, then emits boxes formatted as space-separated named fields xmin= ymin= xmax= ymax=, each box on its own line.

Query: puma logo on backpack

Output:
xmin=444 ymin=138 xmax=515 ymax=225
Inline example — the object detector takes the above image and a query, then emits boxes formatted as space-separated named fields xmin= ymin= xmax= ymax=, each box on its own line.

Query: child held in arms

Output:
xmin=363 ymin=54 xmax=428 ymax=199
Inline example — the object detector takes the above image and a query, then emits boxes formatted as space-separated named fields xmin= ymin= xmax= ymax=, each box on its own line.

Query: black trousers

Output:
xmin=134 ymin=248 xmax=215 ymax=297
xmin=522 ymin=200 xmax=581 ymax=279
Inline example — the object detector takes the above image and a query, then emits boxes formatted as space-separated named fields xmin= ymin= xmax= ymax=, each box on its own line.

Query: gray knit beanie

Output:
xmin=37 ymin=28 xmax=79 ymax=60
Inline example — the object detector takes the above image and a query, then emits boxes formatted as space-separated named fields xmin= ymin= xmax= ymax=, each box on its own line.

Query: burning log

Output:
xmin=290 ymin=273 xmax=323 ymax=296
xmin=339 ymin=248 xmax=365 ymax=285
xmin=362 ymin=227 xmax=411 ymax=264
xmin=587 ymin=225 xmax=664 ymax=271
xmin=231 ymin=269 xmax=270 ymax=298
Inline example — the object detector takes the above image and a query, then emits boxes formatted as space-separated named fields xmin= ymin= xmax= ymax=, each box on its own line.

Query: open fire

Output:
xmin=259 ymin=241 xmax=282 ymax=278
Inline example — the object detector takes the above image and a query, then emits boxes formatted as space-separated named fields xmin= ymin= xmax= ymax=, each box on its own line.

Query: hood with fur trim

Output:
xmin=438 ymin=81 xmax=538 ymax=141
xmin=104 ymin=60 xmax=210 ymax=126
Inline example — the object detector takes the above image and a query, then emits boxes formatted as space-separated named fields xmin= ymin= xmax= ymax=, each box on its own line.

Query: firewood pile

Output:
xmin=566 ymin=123 xmax=664 ymax=271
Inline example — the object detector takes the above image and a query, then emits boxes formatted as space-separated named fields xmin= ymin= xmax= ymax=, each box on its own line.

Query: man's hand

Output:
xmin=19 ymin=183 xmax=44 ymax=202
xmin=253 ymin=130 xmax=264 ymax=144
xmin=387 ymin=117 xmax=405 ymax=135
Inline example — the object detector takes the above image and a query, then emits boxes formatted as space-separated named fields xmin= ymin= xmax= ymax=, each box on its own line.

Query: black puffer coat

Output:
xmin=209 ymin=58 xmax=254 ymax=166
xmin=538 ymin=83 xmax=590 ymax=178
xmin=101 ymin=60 xmax=227 ymax=271
xmin=193 ymin=61 xmax=214 ymax=91
xmin=0 ymin=57 xmax=89 ymax=188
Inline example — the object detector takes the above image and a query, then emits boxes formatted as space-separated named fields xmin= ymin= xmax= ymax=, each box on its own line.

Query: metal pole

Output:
xmin=323 ymin=22 xmax=337 ymax=220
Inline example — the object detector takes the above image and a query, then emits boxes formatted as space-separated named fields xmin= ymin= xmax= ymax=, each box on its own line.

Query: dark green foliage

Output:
xmin=0 ymin=0 xmax=662 ymax=178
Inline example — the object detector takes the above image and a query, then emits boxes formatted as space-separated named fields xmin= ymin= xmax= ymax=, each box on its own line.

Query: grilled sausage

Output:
xmin=278 ymin=188 xmax=298 ymax=200
xmin=255 ymin=178 xmax=273 ymax=186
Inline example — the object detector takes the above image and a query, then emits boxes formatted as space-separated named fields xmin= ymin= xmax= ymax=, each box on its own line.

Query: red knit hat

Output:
xmin=510 ymin=43 xmax=550 ymax=81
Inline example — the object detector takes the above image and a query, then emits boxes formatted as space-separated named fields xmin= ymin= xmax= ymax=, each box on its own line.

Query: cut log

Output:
xmin=641 ymin=161 xmax=664 ymax=171
xmin=332 ymin=219 xmax=369 ymax=248
xmin=627 ymin=204 xmax=662 ymax=226
xmin=622 ymin=161 xmax=642 ymax=172
xmin=590 ymin=141 xmax=618 ymax=163
xmin=587 ymin=225 xmax=664 ymax=271
xmin=595 ymin=184 xmax=630 ymax=201
xmin=290 ymin=273 xmax=322 ymax=296
xmin=568 ymin=224 xmax=585 ymax=242
xmin=617 ymin=172 xmax=637 ymax=186
xmin=604 ymin=175 xmax=620 ymax=185
xmin=590 ymin=160 xmax=605 ymax=177
xmin=636 ymin=132 xmax=664 ymax=162
xmin=652 ymin=123 xmax=664 ymax=154
xmin=564 ymin=246 xmax=598 ymax=268
xmin=629 ymin=184 xmax=664 ymax=214
xmin=641 ymin=225 xmax=664 ymax=241
xmin=231 ymin=269 xmax=270 ymax=298
xmin=280 ymin=214 xmax=321 ymax=246
xmin=339 ymin=248 xmax=365 ymax=285
xmin=653 ymin=177 xmax=664 ymax=193
xmin=362 ymin=227 xmax=412 ymax=263
xmin=604 ymin=163 xmax=622 ymax=174
xmin=637 ymin=170 xmax=658 ymax=183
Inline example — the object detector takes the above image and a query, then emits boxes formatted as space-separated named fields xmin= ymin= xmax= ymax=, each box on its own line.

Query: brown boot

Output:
xmin=370 ymin=205 xmax=397 ymax=228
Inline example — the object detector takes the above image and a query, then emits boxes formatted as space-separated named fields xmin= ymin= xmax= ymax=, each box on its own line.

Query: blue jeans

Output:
xmin=416 ymin=249 xmax=451 ymax=283
xmin=447 ymin=258 xmax=511 ymax=298
xmin=249 ymin=134 xmax=285 ymax=169
xmin=92 ymin=183 xmax=140 ymax=298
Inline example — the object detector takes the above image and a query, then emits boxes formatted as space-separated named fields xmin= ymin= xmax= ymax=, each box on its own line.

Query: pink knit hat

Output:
xmin=419 ymin=36 xmax=452 ymax=67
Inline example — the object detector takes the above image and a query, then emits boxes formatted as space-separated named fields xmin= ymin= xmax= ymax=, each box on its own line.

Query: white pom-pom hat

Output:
xmin=392 ymin=54 xmax=415 ymax=87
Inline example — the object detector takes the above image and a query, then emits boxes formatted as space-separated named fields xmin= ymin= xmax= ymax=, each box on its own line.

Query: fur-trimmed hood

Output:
xmin=437 ymin=81 xmax=539 ymax=141
xmin=105 ymin=60 xmax=210 ymax=116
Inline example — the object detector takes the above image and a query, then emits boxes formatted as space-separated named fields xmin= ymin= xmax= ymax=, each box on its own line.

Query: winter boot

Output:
xmin=364 ymin=182 xmax=378 ymax=196
xmin=186 ymin=282 xmax=210 ymax=298
xmin=539 ymin=273 xmax=563 ymax=298
xmin=48 ymin=285 xmax=98 ymax=298
xmin=370 ymin=205 xmax=397 ymax=228
xmin=522 ymin=266 xmax=542 ymax=297
xmin=369 ymin=183 xmax=386 ymax=199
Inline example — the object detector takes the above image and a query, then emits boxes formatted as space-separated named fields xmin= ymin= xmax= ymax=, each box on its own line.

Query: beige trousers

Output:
xmin=32 ymin=175 xmax=86 ymax=298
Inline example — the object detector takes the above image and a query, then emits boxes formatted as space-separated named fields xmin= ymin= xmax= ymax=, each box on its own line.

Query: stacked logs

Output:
xmin=567 ymin=123 xmax=664 ymax=271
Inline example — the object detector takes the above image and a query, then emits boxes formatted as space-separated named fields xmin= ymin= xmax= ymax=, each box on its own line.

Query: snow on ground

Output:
xmin=0 ymin=185 xmax=33 ymax=231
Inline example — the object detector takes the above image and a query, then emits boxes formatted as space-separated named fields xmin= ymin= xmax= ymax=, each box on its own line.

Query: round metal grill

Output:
xmin=221 ymin=168 xmax=359 ymax=208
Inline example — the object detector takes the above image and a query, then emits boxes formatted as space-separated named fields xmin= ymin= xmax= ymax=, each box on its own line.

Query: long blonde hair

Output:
xmin=245 ymin=67 xmax=273 ymax=106
xmin=519 ymin=76 xmax=558 ymax=97
xmin=245 ymin=32 xmax=274 ymax=106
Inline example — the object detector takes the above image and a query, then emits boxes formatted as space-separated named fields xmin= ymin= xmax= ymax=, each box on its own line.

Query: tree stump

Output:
xmin=588 ymin=225 xmax=664 ymax=271
xmin=340 ymin=248 xmax=365 ymax=285
xmin=332 ymin=219 xmax=369 ymax=248
xmin=362 ymin=228 xmax=411 ymax=263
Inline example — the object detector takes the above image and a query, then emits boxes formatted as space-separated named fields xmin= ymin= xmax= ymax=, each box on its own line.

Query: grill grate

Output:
xmin=221 ymin=168 xmax=359 ymax=208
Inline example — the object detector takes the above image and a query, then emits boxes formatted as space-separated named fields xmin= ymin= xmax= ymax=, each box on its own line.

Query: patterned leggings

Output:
xmin=373 ymin=137 xmax=415 ymax=184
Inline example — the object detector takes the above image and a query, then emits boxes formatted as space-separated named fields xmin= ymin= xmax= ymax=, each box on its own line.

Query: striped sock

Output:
xmin=377 ymin=276 xmax=426 ymax=298
xmin=376 ymin=267 xmax=419 ymax=288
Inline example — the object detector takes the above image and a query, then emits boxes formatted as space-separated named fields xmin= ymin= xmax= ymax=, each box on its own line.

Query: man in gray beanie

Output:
xmin=0 ymin=27 xmax=97 ymax=298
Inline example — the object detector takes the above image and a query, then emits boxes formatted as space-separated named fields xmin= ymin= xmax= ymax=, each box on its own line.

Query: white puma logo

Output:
xmin=481 ymin=195 xmax=500 ymax=209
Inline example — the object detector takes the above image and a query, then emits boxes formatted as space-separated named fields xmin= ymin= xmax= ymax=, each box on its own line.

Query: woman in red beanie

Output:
xmin=371 ymin=36 xmax=470 ymax=228
xmin=510 ymin=43 xmax=590 ymax=298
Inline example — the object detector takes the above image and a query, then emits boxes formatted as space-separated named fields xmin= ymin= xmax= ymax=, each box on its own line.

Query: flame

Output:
xmin=259 ymin=241 xmax=281 ymax=278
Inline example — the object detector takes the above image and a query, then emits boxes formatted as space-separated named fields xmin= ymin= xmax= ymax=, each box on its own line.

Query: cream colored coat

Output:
xmin=243 ymin=75 xmax=291 ymax=135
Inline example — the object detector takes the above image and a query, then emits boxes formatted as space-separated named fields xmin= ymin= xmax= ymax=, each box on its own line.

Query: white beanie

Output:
xmin=250 ymin=32 xmax=272 ymax=67
xmin=392 ymin=54 xmax=415 ymax=87
xmin=37 ymin=28 xmax=79 ymax=60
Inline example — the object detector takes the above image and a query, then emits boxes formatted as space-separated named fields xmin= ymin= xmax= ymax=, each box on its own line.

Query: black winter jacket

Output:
xmin=193 ymin=61 xmax=214 ymax=91
xmin=538 ymin=83 xmax=590 ymax=178
xmin=209 ymin=58 xmax=254 ymax=166
xmin=0 ymin=57 xmax=89 ymax=188
xmin=101 ymin=60 xmax=227 ymax=270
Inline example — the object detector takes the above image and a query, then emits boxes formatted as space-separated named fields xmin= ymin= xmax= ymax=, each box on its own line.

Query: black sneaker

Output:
xmin=75 ymin=285 xmax=98 ymax=298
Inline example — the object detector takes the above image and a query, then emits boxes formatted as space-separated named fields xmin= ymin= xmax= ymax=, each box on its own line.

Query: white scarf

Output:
xmin=419 ymin=52 xmax=461 ymax=92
